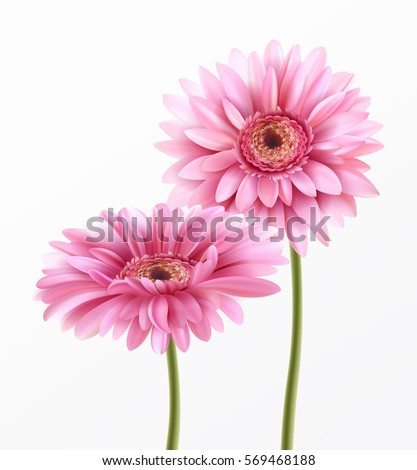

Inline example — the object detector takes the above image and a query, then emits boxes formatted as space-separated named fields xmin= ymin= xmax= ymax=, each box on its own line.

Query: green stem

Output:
xmin=281 ymin=244 xmax=303 ymax=450
xmin=166 ymin=339 xmax=180 ymax=450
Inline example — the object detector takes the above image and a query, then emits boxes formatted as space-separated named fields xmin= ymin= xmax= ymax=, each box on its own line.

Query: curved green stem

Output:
xmin=281 ymin=245 xmax=303 ymax=450
xmin=166 ymin=339 xmax=180 ymax=450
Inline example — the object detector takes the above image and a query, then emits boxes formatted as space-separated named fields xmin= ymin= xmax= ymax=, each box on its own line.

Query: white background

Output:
xmin=1 ymin=0 xmax=416 ymax=450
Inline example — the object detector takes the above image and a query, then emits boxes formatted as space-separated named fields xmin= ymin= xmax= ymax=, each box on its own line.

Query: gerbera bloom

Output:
xmin=36 ymin=204 xmax=285 ymax=353
xmin=156 ymin=41 xmax=383 ymax=255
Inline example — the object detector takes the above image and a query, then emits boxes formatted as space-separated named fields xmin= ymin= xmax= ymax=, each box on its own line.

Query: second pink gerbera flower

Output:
xmin=157 ymin=41 xmax=383 ymax=255
xmin=36 ymin=204 xmax=285 ymax=353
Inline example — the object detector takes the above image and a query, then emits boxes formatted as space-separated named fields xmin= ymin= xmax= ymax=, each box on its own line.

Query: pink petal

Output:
xmin=326 ymin=72 xmax=354 ymax=95
xmin=167 ymin=295 xmax=187 ymax=328
xmin=303 ymin=160 xmax=342 ymax=195
xmin=258 ymin=177 xmax=279 ymax=207
xmin=139 ymin=277 xmax=159 ymax=295
xmin=151 ymin=328 xmax=170 ymax=354
xmin=262 ymin=67 xmax=279 ymax=113
xmin=340 ymin=138 xmax=383 ymax=158
xmin=185 ymin=128 xmax=236 ymax=151
xmin=187 ymin=288 xmax=221 ymax=309
xmin=280 ymin=62 xmax=306 ymax=111
xmin=248 ymin=51 xmax=266 ymax=111
xmin=303 ymin=47 xmax=327 ymax=82
xmin=279 ymin=177 xmax=293 ymax=205
xmin=235 ymin=174 xmax=259 ymax=211
xmin=49 ymin=240 xmax=86 ymax=256
xmin=290 ymin=189 xmax=320 ymax=225
xmin=228 ymin=48 xmax=248 ymax=82
xmin=138 ymin=298 xmax=151 ymax=329
xmin=198 ymin=277 xmax=280 ymax=297
xmin=89 ymin=247 xmax=125 ymax=270
xmin=37 ymin=272 xmax=89 ymax=289
xmin=317 ymin=192 xmax=357 ymax=226
xmin=179 ymin=78 xmax=204 ymax=97
xmin=331 ymin=167 xmax=379 ymax=197
xmin=155 ymin=139 xmax=211 ymax=159
xmin=201 ymin=303 xmax=224 ymax=333
xmin=202 ymin=149 xmax=238 ymax=171
xmin=307 ymin=92 xmax=345 ymax=127
xmin=116 ymin=297 xmax=141 ymax=321
xmin=127 ymin=318 xmax=150 ymax=351
xmin=289 ymin=171 xmax=317 ymax=197
xmin=219 ymin=295 xmax=244 ymax=325
xmin=202 ymin=245 xmax=219 ymax=266
xmin=349 ymin=120 xmax=383 ymax=138
xmin=171 ymin=326 xmax=191 ymax=352
xmin=62 ymin=228 xmax=87 ymax=242
xmin=162 ymin=158 xmax=193 ymax=183
xmin=351 ymin=96 xmax=371 ymax=112
xmin=312 ymin=141 xmax=342 ymax=152
xmin=67 ymin=257 xmax=117 ymax=278
xmin=334 ymin=88 xmax=360 ymax=113
xmin=310 ymin=152 xmax=345 ymax=166
xmin=159 ymin=120 xmax=187 ymax=140
xmin=314 ymin=112 xmax=369 ymax=141
xmin=108 ymin=278 xmax=148 ymax=296
xmin=215 ymin=241 xmax=283 ymax=268
xmin=215 ymin=164 xmax=245 ymax=202
xmin=315 ymin=219 xmax=331 ymax=245
xmin=285 ymin=206 xmax=309 ymax=256
xmin=300 ymin=66 xmax=331 ymax=117
xmin=280 ymin=45 xmax=301 ymax=84
xmin=222 ymin=98 xmax=245 ymax=129
xmin=213 ymin=263 xmax=277 ymax=278
xmin=189 ymin=260 xmax=215 ymax=286
xmin=43 ymin=289 xmax=110 ymax=321
xmin=178 ymin=156 xmax=209 ymax=179
xmin=112 ymin=318 xmax=131 ymax=340
xmin=88 ymin=270 xmax=113 ymax=287
xmin=189 ymin=96 xmax=234 ymax=134
xmin=188 ymin=315 xmax=211 ymax=342
xmin=163 ymin=94 xmax=199 ymax=127
xmin=290 ymin=238 xmax=308 ymax=257
xmin=198 ymin=66 xmax=225 ymax=107
xmin=74 ymin=297 xmax=121 ymax=340
xmin=148 ymin=296 xmax=170 ymax=332
xmin=39 ymin=281 xmax=99 ymax=304
xmin=263 ymin=40 xmax=284 ymax=75
xmin=99 ymin=296 xmax=131 ymax=336
xmin=174 ymin=291 xmax=203 ymax=323
xmin=342 ymin=158 xmax=370 ymax=173
xmin=216 ymin=63 xmax=253 ymax=117
xmin=188 ymin=176 xmax=222 ymax=207
xmin=333 ymin=135 xmax=365 ymax=155
xmin=168 ymin=181 xmax=199 ymax=208
xmin=60 ymin=298 xmax=107 ymax=332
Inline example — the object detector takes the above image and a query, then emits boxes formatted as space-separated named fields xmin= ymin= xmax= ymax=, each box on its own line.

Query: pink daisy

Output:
xmin=36 ymin=204 xmax=286 ymax=353
xmin=156 ymin=41 xmax=383 ymax=255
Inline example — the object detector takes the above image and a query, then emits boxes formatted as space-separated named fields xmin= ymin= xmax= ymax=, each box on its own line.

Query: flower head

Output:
xmin=36 ymin=205 xmax=286 ymax=353
xmin=157 ymin=41 xmax=383 ymax=255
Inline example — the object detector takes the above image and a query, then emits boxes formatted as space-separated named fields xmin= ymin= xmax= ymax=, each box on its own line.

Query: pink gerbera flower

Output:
xmin=156 ymin=41 xmax=383 ymax=255
xmin=36 ymin=204 xmax=285 ymax=353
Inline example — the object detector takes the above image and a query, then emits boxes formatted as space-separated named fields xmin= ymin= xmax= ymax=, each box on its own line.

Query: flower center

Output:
xmin=240 ymin=114 xmax=309 ymax=173
xmin=119 ymin=254 xmax=194 ymax=286
xmin=263 ymin=128 xmax=283 ymax=149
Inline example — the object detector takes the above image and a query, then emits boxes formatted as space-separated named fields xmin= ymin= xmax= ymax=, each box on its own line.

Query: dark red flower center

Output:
xmin=119 ymin=254 xmax=195 ymax=286
xmin=239 ymin=114 xmax=310 ymax=173
xmin=263 ymin=128 xmax=283 ymax=149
